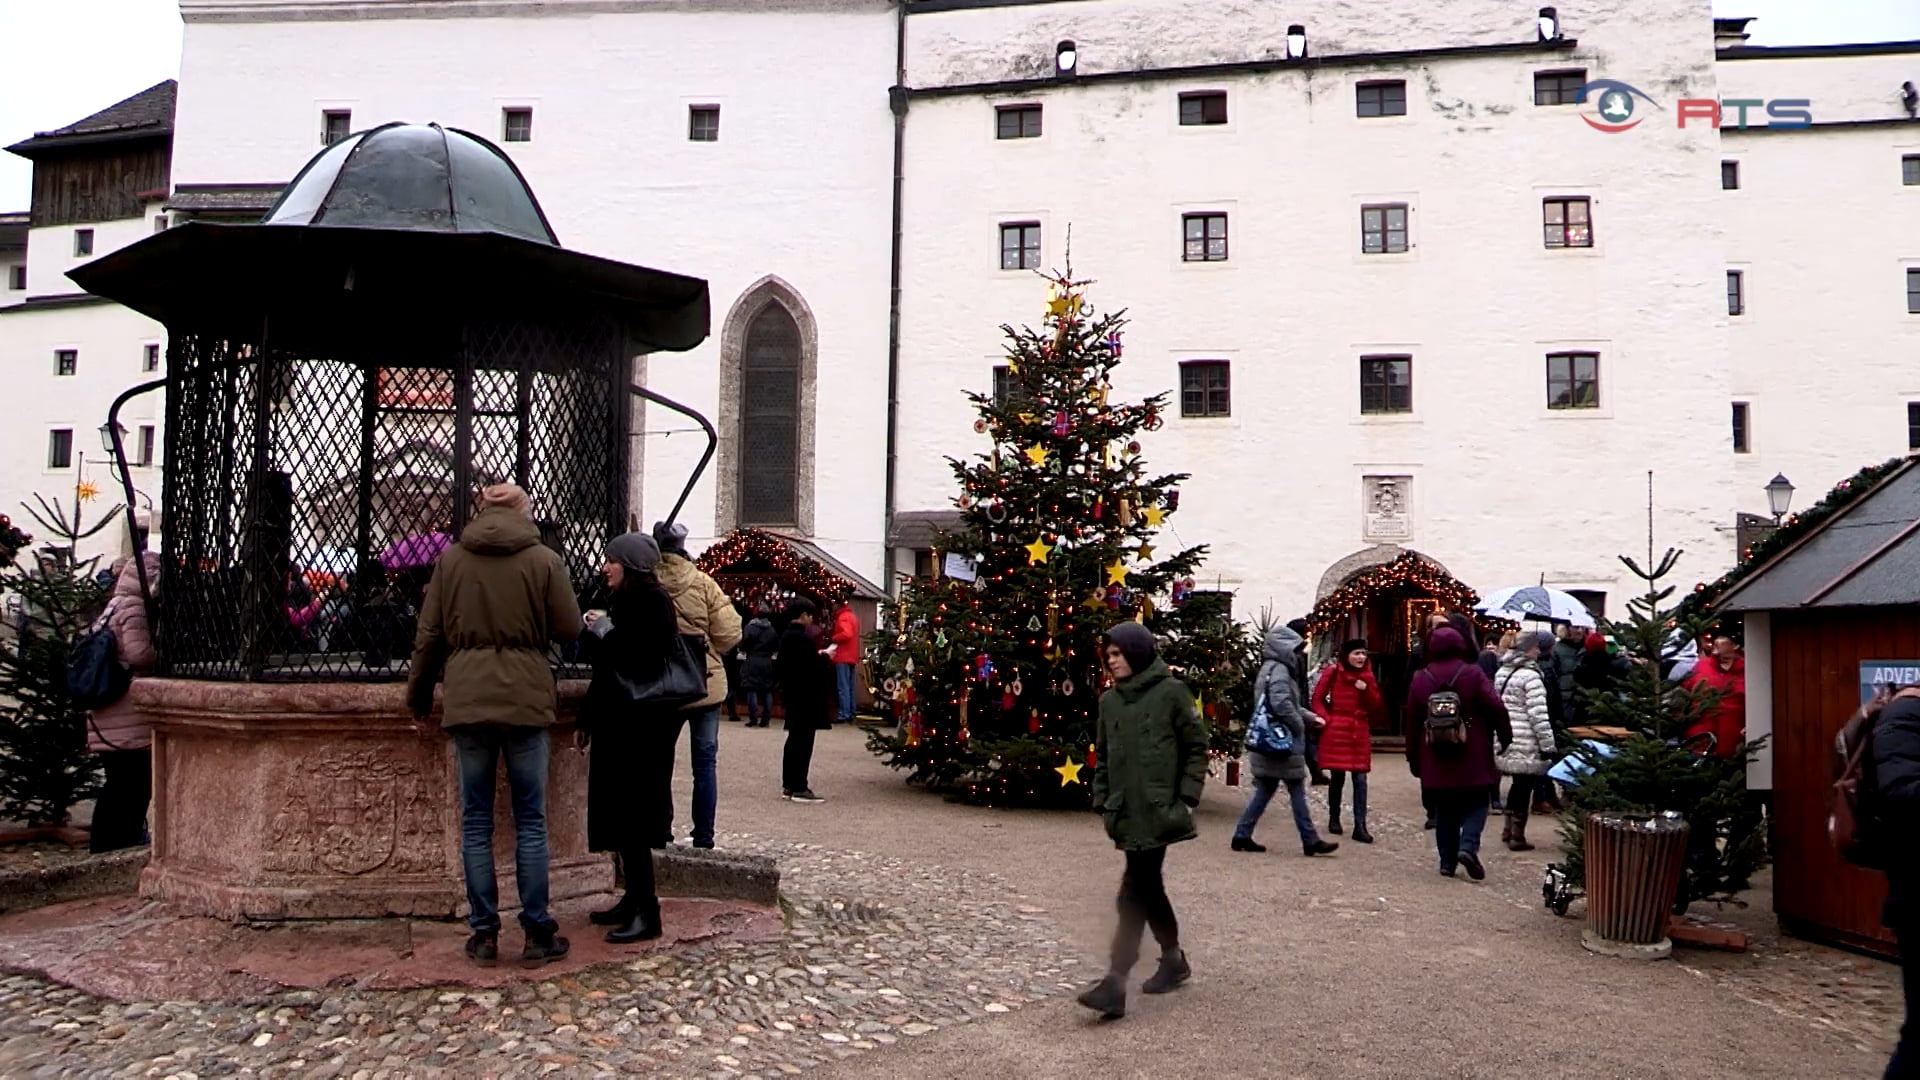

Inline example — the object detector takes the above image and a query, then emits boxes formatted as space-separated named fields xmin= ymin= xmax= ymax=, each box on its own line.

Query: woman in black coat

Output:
xmin=774 ymin=597 xmax=833 ymax=802
xmin=582 ymin=531 xmax=682 ymax=944
xmin=738 ymin=605 xmax=780 ymax=727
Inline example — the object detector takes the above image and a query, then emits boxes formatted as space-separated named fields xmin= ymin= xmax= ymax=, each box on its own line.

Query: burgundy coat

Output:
xmin=1405 ymin=628 xmax=1509 ymax=791
xmin=1312 ymin=662 xmax=1382 ymax=773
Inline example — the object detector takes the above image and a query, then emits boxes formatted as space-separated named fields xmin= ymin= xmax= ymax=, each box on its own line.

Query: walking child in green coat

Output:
xmin=1077 ymin=622 xmax=1210 ymax=1021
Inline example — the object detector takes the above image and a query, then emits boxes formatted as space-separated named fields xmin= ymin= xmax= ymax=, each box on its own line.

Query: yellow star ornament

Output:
xmin=75 ymin=480 xmax=101 ymax=502
xmin=1047 ymin=292 xmax=1074 ymax=318
xmin=1024 ymin=445 xmax=1051 ymax=467
xmin=1135 ymin=543 xmax=1154 ymax=562
xmin=1024 ymin=538 xmax=1054 ymax=566
xmin=1142 ymin=506 xmax=1166 ymax=528
xmin=1055 ymin=756 xmax=1084 ymax=786
xmin=1105 ymin=559 xmax=1129 ymax=586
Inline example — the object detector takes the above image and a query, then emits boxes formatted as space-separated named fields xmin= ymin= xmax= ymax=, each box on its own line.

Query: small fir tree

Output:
xmin=868 ymin=268 xmax=1249 ymax=806
xmin=0 ymin=487 xmax=121 ymax=826
xmin=1556 ymin=543 xmax=1768 ymax=909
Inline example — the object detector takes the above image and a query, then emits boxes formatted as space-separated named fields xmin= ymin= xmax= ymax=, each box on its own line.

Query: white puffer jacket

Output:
xmin=1495 ymin=652 xmax=1555 ymax=776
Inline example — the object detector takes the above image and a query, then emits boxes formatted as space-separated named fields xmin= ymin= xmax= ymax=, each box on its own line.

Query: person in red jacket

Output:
xmin=1683 ymin=634 xmax=1746 ymax=758
xmin=1312 ymin=638 xmax=1383 ymax=843
xmin=828 ymin=594 xmax=862 ymax=724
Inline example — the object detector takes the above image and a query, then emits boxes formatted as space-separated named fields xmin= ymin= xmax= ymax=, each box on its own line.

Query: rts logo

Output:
xmin=1577 ymin=80 xmax=1659 ymax=132
xmin=1576 ymin=80 xmax=1815 ymax=132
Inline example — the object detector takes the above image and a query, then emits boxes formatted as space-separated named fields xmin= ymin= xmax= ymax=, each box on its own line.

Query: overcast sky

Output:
xmin=2 ymin=0 xmax=1918 ymax=209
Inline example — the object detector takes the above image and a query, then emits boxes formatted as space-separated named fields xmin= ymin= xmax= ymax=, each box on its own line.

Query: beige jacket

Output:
xmin=88 ymin=554 xmax=160 ymax=753
xmin=655 ymin=553 xmax=743 ymax=710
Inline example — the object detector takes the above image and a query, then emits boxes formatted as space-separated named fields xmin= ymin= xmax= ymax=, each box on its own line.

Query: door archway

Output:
xmin=1308 ymin=547 xmax=1478 ymax=740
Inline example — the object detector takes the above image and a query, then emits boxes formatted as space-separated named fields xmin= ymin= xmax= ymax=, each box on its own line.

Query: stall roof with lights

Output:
xmin=1717 ymin=457 xmax=1920 ymax=613
xmin=697 ymin=528 xmax=886 ymax=606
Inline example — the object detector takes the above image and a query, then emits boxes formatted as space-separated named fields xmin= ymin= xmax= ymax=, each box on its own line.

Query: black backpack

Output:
xmin=1424 ymin=667 xmax=1468 ymax=747
xmin=67 ymin=601 xmax=132 ymax=711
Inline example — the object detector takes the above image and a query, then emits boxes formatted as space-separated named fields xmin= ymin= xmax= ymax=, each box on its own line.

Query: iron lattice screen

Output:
xmin=158 ymin=315 xmax=630 ymax=681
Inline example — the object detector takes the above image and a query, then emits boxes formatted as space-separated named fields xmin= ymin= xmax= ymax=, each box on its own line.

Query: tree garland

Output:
xmin=1306 ymin=550 xmax=1478 ymax=636
xmin=1676 ymin=456 xmax=1910 ymax=625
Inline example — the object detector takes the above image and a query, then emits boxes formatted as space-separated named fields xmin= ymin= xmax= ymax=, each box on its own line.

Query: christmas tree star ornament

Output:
xmin=1054 ymin=756 xmax=1084 ymax=786
xmin=75 ymin=480 xmax=100 ymax=502
xmin=1136 ymin=543 xmax=1154 ymax=562
xmin=1105 ymin=559 xmax=1129 ymax=586
xmin=1024 ymin=537 xmax=1054 ymax=565
xmin=1142 ymin=506 xmax=1166 ymax=528
xmin=1024 ymin=445 xmax=1051 ymax=467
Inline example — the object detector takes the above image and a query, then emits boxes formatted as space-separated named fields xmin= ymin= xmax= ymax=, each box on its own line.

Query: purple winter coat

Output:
xmin=1405 ymin=627 xmax=1510 ymax=791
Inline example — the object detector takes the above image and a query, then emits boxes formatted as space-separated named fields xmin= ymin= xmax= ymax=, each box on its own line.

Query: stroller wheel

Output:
xmin=1551 ymin=897 xmax=1572 ymax=917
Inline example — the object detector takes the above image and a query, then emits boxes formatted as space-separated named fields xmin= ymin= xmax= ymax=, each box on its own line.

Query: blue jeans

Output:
xmin=662 ymin=707 xmax=722 ymax=845
xmin=835 ymin=663 xmax=856 ymax=722
xmin=451 ymin=725 xmax=554 ymax=935
xmin=745 ymin=689 xmax=772 ymax=725
xmin=1432 ymin=787 xmax=1491 ymax=872
xmin=1233 ymin=775 xmax=1321 ymax=847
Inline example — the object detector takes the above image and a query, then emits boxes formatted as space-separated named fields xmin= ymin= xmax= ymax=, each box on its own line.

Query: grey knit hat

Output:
xmin=1105 ymin=621 xmax=1158 ymax=673
xmin=606 ymin=531 xmax=661 ymax=575
xmin=652 ymin=520 xmax=689 ymax=557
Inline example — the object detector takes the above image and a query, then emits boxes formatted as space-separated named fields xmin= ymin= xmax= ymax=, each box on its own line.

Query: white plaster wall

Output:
xmin=1743 ymin=610 xmax=1772 ymax=790
xmin=1719 ymin=54 xmax=1920 ymax=525
xmin=170 ymin=1 xmax=898 ymax=578
xmin=0 ymin=301 xmax=165 ymax=564
xmin=24 ymin=214 xmax=160 ymax=298
xmin=897 ymin=0 xmax=1733 ymax=617
xmin=1717 ymin=52 xmax=1920 ymax=126
xmin=0 ymin=253 xmax=24 ymax=308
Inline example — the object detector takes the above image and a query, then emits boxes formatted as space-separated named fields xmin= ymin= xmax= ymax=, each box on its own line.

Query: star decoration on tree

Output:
xmin=1142 ymin=506 xmax=1166 ymax=528
xmin=1136 ymin=543 xmax=1154 ymax=562
xmin=1054 ymin=756 xmax=1084 ymax=786
xmin=1025 ymin=538 xmax=1054 ymax=566
xmin=1105 ymin=559 xmax=1129 ymax=586
xmin=1024 ymin=445 xmax=1051 ymax=467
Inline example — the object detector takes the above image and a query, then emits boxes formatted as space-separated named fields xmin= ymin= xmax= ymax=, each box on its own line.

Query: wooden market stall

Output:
xmin=1716 ymin=456 xmax=1920 ymax=959
xmin=695 ymin=528 xmax=888 ymax=710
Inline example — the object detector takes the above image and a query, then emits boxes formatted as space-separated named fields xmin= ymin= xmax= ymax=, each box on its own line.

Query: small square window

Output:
xmin=54 ymin=349 xmax=77 ymax=377
xmin=1909 ymin=268 xmax=1920 ymax=314
xmin=1904 ymin=155 xmax=1920 ymax=186
xmin=1182 ymin=213 xmax=1228 ymax=262
xmin=996 ymin=105 xmax=1042 ymax=139
xmin=1546 ymin=351 xmax=1600 ymax=410
xmin=1732 ymin=402 xmax=1750 ymax=453
xmin=1909 ymin=402 xmax=1920 ymax=452
xmin=991 ymin=364 xmax=1024 ymax=408
xmin=1722 ymin=160 xmax=1740 ymax=190
xmin=321 ymin=109 xmax=352 ymax=145
xmin=47 ymin=429 xmax=73 ymax=470
xmin=689 ymin=105 xmax=720 ymax=142
xmin=1727 ymin=270 xmax=1744 ymax=316
xmin=6 ymin=265 xmax=22 ymax=290
xmin=1356 ymin=80 xmax=1407 ymax=118
xmin=1179 ymin=361 xmax=1231 ymax=418
xmin=1360 ymin=355 xmax=1413 ymax=414
xmin=73 ymin=229 xmax=93 ymax=257
xmin=502 ymin=107 xmax=533 ymax=143
xmin=1178 ymin=91 xmax=1228 ymax=126
xmin=1360 ymin=203 xmax=1409 ymax=254
xmin=136 ymin=425 xmax=156 ymax=467
xmin=1543 ymin=197 xmax=1593 ymax=248
xmin=1000 ymin=222 xmax=1041 ymax=271
xmin=143 ymin=344 xmax=161 ymax=372
xmin=1533 ymin=69 xmax=1587 ymax=106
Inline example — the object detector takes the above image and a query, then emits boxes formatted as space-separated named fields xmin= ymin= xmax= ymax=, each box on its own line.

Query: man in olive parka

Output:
xmin=1078 ymin=621 xmax=1209 ymax=1020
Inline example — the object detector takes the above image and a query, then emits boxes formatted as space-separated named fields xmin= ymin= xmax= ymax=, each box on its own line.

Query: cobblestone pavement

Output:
xmin=0 ymin=833 xmax=1079 ymax=1078
xmin=0 ymin=722 xmax=1904 ymax=1078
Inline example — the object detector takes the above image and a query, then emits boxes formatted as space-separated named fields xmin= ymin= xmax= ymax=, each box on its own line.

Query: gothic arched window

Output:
xmin=739 ymin=304 xmax=800 ymax=525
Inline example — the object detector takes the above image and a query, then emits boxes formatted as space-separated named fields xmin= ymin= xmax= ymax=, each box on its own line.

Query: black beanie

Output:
xmin=1339 ymin=638 xmax=1369 ymax=662
xmin=1105 ymin=621 xmax=1158 ymax=673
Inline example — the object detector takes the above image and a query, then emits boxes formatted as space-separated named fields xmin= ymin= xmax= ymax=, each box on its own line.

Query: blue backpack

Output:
xmin=67 ymin=601 xmax=132 ymax=712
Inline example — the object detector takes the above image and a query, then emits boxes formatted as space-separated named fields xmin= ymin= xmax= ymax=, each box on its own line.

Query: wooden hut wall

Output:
xmin=1770 ymin=607 xmax=1914 ymax=958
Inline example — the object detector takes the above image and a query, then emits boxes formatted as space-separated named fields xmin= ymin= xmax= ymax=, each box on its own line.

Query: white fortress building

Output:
xmin=5 ymin=0 xmax=1919 ymax=634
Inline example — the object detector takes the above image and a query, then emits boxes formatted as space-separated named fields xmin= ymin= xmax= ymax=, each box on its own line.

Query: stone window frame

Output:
xmin=714 ymin=275 xmax=817 ymax=538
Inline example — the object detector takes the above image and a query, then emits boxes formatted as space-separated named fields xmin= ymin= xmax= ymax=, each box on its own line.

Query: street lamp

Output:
xmin=1765 ymin=473 xmax=1795 ymax=523
xmin=1286 ymin=24 xmax=1308 ymax=59
xmin=1055 ymin=40 xmax=1077 ymax=78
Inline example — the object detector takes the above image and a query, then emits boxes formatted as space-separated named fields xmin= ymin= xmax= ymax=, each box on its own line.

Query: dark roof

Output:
xmin=1717 ymin=39 xmax=1920 ymax=60
xmin=165 ymin=183 xmax=286 ymax=214
xmin=0 ymin=211 xmax=27 ymax=227
xmin=7 ymin=81 xmax=176 ymax=158
xmin=782 ymin=536 xmax=887 ymax=601
xmin=1719 ymin=458 xmax=1920 ymax=612
xmin=0 ymin=293 xmax=116 ymax=316
xmin=888 ymin=510 xmax=964 ymax=549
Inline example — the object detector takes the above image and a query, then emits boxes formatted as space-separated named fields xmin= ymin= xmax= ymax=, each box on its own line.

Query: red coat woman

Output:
xmin=1311 ymin=639 xmax=1384 ymax=841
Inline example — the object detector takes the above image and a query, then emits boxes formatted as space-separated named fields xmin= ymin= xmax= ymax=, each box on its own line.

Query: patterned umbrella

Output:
xmin=1475 ymin=585 xmax=1595 ymax=628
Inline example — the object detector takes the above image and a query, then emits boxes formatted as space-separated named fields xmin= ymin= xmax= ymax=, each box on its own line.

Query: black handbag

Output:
xmin=603 ymin=632 xmax=709 ymax=712
xmin=68 ymin=602 xmax=132 ymax=711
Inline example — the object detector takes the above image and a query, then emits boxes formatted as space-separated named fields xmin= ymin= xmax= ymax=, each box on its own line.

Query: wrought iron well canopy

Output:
xmin=72 ymin=122 xmax=711 ymax=681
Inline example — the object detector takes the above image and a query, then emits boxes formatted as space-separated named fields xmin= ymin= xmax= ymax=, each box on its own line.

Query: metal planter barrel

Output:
xmin=1581 ymin=811 xmax=1689 ymax=960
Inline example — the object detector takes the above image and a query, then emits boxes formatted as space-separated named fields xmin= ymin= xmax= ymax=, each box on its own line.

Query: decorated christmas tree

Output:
xmin=0 ymin=486 xmax=121 ymax=826
xmin=1556 ymin=539 xmax=1768 ymax=909
xmin=867 ymin=267 xmax=1249 ymax=807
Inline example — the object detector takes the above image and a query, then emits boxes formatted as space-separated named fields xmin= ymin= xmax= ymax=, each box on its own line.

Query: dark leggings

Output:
xmin=91 ymin=749 xmax=152 ymax=853
xmin=620 ymin=845 xmax=659 ymax=920
xmin=1505 ymin=774 xmax=1539 ymax=832
xmin=1110 ymin=846 xmax=1179 ymax=975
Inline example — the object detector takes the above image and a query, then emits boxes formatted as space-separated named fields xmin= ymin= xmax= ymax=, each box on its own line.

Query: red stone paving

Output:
xmin=0 ymin=892 xmax=781 ymax=1002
